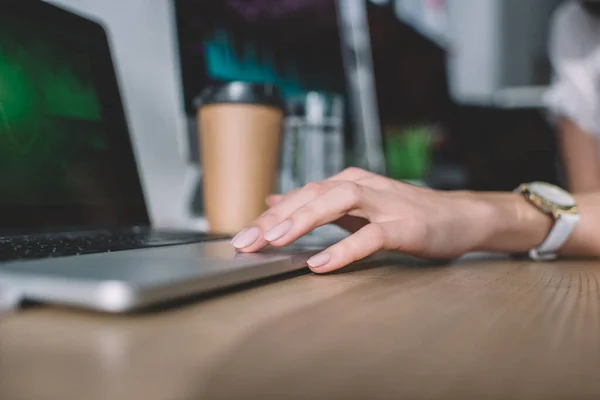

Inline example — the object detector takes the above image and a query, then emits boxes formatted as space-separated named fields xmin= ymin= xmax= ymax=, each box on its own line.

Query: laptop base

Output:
xmin=0 ymin=240 xmax=323 ymax=313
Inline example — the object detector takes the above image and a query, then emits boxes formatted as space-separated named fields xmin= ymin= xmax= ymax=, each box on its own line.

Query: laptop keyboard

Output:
xmin=0 ymin=230 xmax=229 ymax=262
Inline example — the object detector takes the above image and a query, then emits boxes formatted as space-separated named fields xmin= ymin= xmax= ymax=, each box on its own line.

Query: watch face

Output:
xmin=529 ymin=182 xmax=575 ymax=207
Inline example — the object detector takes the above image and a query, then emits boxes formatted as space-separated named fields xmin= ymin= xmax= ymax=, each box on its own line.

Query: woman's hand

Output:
xmin=231 ymin=168 xmax=499 ymax=273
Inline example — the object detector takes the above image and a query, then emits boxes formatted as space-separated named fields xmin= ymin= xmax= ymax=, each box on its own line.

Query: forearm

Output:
xmin=558 ymin=118 xmax=600 ymax=193
xmin=468 ymin=191 xmax=600 ymax=258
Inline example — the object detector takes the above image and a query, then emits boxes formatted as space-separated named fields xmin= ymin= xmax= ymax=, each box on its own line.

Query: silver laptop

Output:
xmin=0 ymin=1 xmax=323 ymax=313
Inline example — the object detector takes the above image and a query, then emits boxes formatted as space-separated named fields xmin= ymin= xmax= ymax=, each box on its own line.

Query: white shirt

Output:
xmin=545 ymin=1 xmax=600 ymax=137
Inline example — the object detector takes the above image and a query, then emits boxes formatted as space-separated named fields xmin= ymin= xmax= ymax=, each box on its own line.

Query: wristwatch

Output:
xmin=514 ymin=182 xmax=581 ymax=260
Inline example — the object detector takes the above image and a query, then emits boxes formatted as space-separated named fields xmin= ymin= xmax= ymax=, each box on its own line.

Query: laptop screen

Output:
xmin=0 ymin=1 xmax=148 ymax=233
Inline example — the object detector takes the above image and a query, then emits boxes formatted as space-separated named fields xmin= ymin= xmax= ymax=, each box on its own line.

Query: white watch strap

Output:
xmin=529 ymin=212 xmax=580 ymax=260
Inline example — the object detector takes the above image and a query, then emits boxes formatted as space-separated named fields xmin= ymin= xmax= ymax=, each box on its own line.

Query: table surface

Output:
xmin=2 ymin=253 xmax=600 ymax=400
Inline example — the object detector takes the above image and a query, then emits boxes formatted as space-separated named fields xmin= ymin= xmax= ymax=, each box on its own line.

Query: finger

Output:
xmin=266 ymin=194 xmax=283 ymax=207
xmin=268 ymin=185 xmax=303 ymax=203
xmin=264 ymin=181 xmax=335 ymax=220
xmin=267 ymin=190 xmax=367 ymax=231
xmin=268 ymin=195 xmax=366 ymax=233
xmin=326 ymin=167 xmax=373 ymax=182
xmin=233 ymin=181 xmax=340 ymax=252
xmin=270 ymin=198 xmax=368 ymax=233
xmin=305 ymin=223 xmax=389 ymax=273
xmin=265 ymin=170 xmax=374 ymax=219
xmin=266 ymin=181 xmax=373 ymax=247
xmin=265 ymin=168 xmax=372 ymax=209
xmin=266 ymin=178 xmax=373 ymax=209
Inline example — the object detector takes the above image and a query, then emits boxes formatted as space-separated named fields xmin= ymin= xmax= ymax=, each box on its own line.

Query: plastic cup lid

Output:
xmin=194 ymin=81 xmax=284 ymax=109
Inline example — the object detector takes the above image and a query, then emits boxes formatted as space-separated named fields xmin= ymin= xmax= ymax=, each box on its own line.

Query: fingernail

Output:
xmin=264 ymin=220 xmax=293 ymax=242
xmin=231 ymin=227 xmax=261 ymax=249
xmin=307 ymin=253 xmax=331 ymax=269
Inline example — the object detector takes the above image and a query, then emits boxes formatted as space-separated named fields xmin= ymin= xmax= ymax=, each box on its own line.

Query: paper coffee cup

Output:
xmin=196 ymin=82 xmax=284 ymax=235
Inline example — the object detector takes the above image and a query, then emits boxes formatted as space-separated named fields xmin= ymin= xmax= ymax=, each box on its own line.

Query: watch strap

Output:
xmin=529 ymin=212 xmax=580 ymax=260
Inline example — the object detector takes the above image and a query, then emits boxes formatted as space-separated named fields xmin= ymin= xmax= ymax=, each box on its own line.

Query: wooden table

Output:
xmin=1 ymin=254 xmax=600 ymax=400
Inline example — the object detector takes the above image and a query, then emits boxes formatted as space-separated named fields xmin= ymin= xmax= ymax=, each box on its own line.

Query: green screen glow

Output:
xmin=0 ymin=14 xmax=111 ymax=205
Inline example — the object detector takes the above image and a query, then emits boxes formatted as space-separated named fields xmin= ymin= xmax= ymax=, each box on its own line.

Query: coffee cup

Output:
xmin=195 ymin=82 xmax=284 ymax=235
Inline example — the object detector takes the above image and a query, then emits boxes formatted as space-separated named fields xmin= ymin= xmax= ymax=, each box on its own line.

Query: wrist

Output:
xmin=464 ymin=191 xmax=553 ymax=254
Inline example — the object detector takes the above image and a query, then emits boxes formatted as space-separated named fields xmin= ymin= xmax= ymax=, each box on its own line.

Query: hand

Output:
xmin=231 ymin=168 xmax=497 ymax=273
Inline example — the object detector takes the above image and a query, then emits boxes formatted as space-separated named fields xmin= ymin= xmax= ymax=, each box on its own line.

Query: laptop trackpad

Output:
xmin=119 ymin=240 xmax=323 ymax=261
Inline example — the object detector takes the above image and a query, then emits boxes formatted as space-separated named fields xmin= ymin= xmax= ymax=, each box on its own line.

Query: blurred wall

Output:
xmin=447 ymin=0 xmax=562 ymax=106
xmin=43 ymin=0 xmax=201 ymax=229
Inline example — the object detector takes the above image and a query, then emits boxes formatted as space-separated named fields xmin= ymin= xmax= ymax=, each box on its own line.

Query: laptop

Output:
xmin=0 ymin=0 xmax=323 ymax=313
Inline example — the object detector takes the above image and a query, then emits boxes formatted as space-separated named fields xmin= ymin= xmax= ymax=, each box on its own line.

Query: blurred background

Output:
xmin=43 ymin=0 xmax=565 ymax=229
